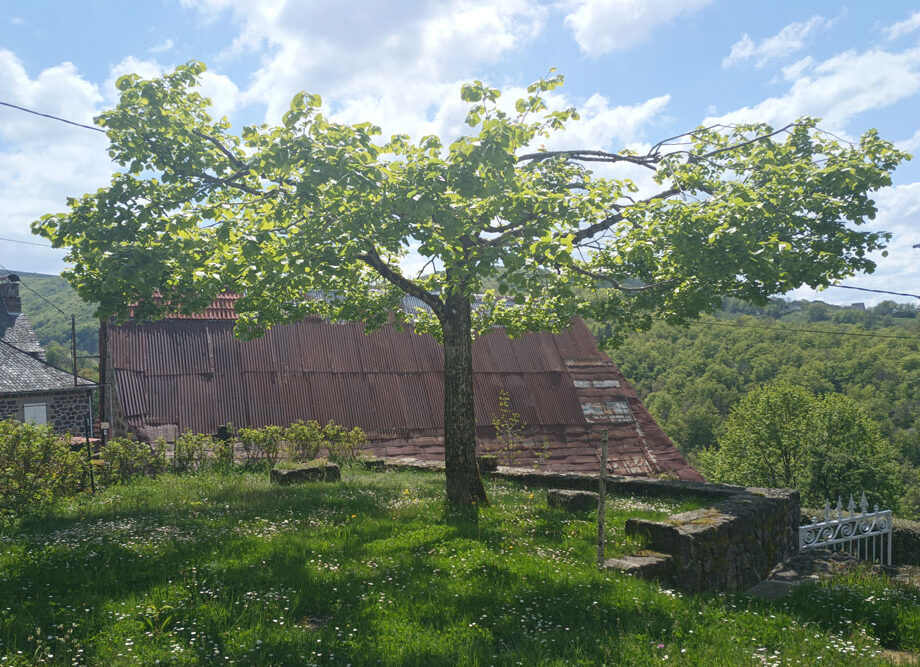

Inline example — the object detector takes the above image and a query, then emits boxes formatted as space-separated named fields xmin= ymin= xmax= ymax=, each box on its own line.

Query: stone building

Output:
xmin=0 ymin=277 xmax=95 ymax=435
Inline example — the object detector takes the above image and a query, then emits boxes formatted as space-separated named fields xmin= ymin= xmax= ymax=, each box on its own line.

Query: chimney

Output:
xmin=0 ymin=279 xmax=21 ymax=313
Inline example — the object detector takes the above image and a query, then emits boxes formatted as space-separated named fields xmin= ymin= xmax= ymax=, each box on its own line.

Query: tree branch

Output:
xmin=193 ymin=130 xmax=248 ymax=170
xmin=516 ymin=149 xmax=656 ymax=170
xmin=571 ymin=186 xmax=680 ymax=244
xmin=566 ymin=262 xmax=674 ymax=293
xmin=358 ymin=247 xmax=444 ymax=316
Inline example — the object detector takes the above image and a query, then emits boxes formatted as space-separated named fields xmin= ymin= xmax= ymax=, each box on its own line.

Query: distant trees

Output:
xmin=611 ymin=309 xmax=920 ymax=515
xmin=699 ymin=383 xmax=901 ymax=508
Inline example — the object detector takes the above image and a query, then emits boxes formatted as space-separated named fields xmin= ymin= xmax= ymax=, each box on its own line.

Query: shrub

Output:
xmin=492 ymin=390 xmax=525 ymax=466
xmin=238 ymin=427 xmax=263 ymax=462
xmin=260 ymin=425 xmax=284 ymax=465
xmin=0 ymin=419 xmax=85 ymax=528
xmin=212 ymin=423 xmax=236 ymax=468
xmin=98 ymin=437 xmax=166 ymax=486
xmin=285 ymin=420 xmax=324 ymax=462
xmin=237 ymin=426 xmax=284 ymax=464
xmin=323 ymin=421 xmax=367 ymax=463
xmin=172 ymin=431 xmax=212 ymax=472
xmin=213 ymin=437 xmax=235 ymax=468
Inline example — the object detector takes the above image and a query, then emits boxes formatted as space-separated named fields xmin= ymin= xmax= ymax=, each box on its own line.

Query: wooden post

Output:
xmin=597 ymin=429 xmax=608 ymax=567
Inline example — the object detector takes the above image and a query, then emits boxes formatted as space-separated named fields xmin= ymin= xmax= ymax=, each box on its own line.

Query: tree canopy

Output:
xmin=34 ymin=62 xmax=909 ymax=511
xmin=699 ymin=382 xmax=902 ymax=508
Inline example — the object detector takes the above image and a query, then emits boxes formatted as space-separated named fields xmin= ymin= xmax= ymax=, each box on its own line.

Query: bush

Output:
xmin=323 ymin=421 xmax=367 ymax=463
xmin=172 ymin=431 xmax=212 ymax=472
xmin=212 ymin=423 xmax=236 ymax=468
xmin=892 ymin=517 xmax=920 ymax=566
xmin=238 ymin=427 xmax=263 ymax=462
xmin=237 ymin=426 xmax=284 ymax=465
xmin=98 ymin=437 xmax=166 ymax=486
xmin=260 ymin=425 xmax=284 ymax=465
xmin=285 ymin=420 xmax=324 ymax=462
xmin=0 ymin=419 xmax=85 ymax=528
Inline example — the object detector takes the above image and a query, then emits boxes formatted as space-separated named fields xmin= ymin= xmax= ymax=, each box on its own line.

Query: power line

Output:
xmin=0 ymin=100 xmax=106 ymax=134
xmin=700 ymin=319 xmax=920 ymax=341
xmin=829 ymin=284 xmax=920 ymax=300
xmin=0 ymin=236 xmax=56 ymax=248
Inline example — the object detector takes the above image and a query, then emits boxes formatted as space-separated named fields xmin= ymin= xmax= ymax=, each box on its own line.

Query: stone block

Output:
xmin=605 ymin=552 xmax=673 ymax=580
xmin=547 ymin=488 xmax=598 ymax=512
xmin=477 ymin=455 xmax=498 ymax=473
xmin=361 ymin=458 xmax=385 ymax=470
xmin=270 ymin=463 xmax=340 ymax=485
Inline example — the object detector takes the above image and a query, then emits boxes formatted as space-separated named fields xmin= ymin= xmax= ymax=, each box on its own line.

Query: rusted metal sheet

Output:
xmin=109 ymin=296 xmax=701 ymax=480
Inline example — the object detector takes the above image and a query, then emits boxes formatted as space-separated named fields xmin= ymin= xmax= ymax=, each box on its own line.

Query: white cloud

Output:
xmin=0 ymin=50 xmax=111 ymax=274
xmin=179 ymin=0 xmax=546 ymax=141
xmin=564 ymin=0 xmax=712 ymax=56
xmin=896 ymin=129 xmax=920 ymax=153
xmin=723 ymin=16 xmax=830 ymax=68
xmin=104 ymin=56 xmax=240 ymax=121
xmin=789 ymin=182 xmax=920 ymax=305
xmin=780 ymin=56 xmax=814 ymax=82
xmin=105 ymin=55 xmax=165 ymax=99
xmin=706 ymin=45 xmax=920 ymax=131
xmin=540 ymin=93 xmax=671 ymax=151
xmin=886 ymin=12 xmax=920 ymax=41
xmin=149 ymin=38 xmax=175 ymax=54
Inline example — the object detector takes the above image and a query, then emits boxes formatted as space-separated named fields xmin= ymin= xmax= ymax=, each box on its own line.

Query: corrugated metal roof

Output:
xmin=109 ymin=305 xmax=702 ymax=481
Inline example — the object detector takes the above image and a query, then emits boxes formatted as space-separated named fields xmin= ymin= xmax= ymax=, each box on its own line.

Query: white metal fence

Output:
xmin=799 ymin=493 xmax=892 ymax=566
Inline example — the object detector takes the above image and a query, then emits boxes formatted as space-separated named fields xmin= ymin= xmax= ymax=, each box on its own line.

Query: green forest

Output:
xmin=12 ymin=269 xmax=920 ymax=517
xmin=605 ymin=297 xmax=920 ymax=518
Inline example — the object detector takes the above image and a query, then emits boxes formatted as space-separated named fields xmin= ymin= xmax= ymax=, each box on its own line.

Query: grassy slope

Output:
xmin=1 ymin=468 xmax=917 ymax=665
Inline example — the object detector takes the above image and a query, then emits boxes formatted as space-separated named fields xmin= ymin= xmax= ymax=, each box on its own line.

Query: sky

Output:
xmin=1 ymin=0 xmax=919 ymax=306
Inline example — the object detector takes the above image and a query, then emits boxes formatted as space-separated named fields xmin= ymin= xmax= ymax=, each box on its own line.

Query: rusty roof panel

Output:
xmin=109 ymin=306 xmax=700 ymax=480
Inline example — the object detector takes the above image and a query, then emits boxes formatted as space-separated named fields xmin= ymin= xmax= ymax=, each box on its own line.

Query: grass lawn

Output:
xmin=1 ymin=467 xmax=918 ymax=665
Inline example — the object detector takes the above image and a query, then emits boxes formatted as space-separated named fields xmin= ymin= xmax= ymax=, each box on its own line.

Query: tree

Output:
xmin=34 ymin=62 xmax=908 ymax=513
xmin=699 ymin=383 xmax=901 ymax=508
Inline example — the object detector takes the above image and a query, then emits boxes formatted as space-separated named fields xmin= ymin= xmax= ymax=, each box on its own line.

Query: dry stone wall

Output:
xmin=625 ymin=487 xmax=800 ymax=592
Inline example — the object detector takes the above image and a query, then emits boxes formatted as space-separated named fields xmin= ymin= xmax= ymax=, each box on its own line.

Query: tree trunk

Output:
xmin=441 ymin=293 xmax=488 ymax=513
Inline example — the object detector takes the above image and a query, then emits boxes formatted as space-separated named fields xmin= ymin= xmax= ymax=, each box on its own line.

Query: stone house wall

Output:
xmin=0 ymin=390 xmax=94 ymax=436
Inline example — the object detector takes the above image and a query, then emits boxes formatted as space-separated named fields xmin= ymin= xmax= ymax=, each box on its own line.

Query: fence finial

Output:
xmin=823 ymin=501 xmax=831 ymax=522
xmin=835 ymin=497 xmax=843 ymax=520
xmin=859 ymin=492 xmax=868 ymax=514
xmin=847 ymin=494 xmax=856 ymax=517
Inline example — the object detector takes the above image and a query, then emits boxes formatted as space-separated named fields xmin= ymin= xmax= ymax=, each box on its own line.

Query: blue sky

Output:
xmin=1 ymin=0 xmax=919 ymax=305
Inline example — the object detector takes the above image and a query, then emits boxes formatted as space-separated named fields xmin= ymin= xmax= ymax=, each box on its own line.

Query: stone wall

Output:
xmin=0 ymin=390 xmax=94 ymax=436
xmin=626 ymin=488 xmax=800 ymax=592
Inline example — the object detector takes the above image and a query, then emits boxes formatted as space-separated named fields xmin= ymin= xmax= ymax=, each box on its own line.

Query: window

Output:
xmin=23 ymin=403 xmax=48 ymax=426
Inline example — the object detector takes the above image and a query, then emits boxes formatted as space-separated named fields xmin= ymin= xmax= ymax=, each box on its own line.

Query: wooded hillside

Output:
xmin=604 ymin=298 xmax=920 ymax=517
